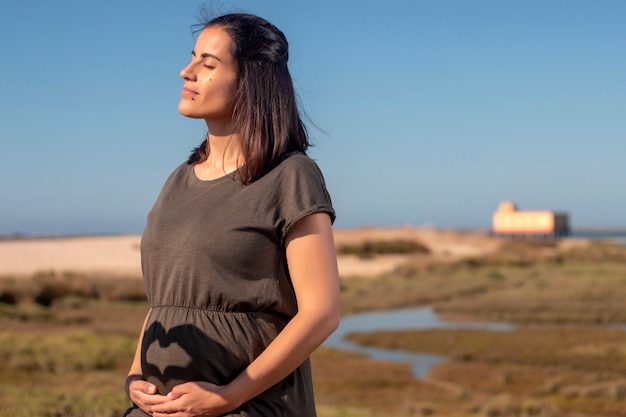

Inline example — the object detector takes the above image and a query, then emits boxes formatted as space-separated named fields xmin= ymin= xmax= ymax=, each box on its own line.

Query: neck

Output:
xmin=192 ymin=131 xmax=243 ymax=181
xmin=204 ymin=118 xmax=243 ymax=162
xmin=206 ymin=132 xmax=242 ymax=161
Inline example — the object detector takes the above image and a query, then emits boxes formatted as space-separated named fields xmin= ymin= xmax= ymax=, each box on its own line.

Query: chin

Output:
xmin=177 ymin=105 xmax=202 ymax=119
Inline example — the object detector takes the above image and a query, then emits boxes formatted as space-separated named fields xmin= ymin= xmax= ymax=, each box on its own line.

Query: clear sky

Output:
xmin=1 ymin=0 xmax=624 ymax=235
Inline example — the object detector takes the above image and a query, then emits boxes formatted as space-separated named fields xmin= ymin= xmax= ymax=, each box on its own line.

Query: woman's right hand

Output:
xmin=127 ymin=377 xmax=169 ymax=414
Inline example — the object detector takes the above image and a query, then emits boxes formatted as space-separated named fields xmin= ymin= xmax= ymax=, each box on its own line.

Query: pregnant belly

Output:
xmin=140 ymin=307 xmax=284 ymax=395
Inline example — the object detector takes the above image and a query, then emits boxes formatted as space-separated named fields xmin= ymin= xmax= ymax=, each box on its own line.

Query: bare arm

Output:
xmin=224 ymin=212 xmax=341 ymax=402
xmin=126 ymin=308 xmax=151 ymax=384
xmin=126 ymin=308 xmax=170 ymax=411
xmin=150 ymin=212 xmax=340 ymax=416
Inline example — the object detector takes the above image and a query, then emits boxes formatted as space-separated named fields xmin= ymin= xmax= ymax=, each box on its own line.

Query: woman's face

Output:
xmin=178 ymin=26 xmax=238 ymax=123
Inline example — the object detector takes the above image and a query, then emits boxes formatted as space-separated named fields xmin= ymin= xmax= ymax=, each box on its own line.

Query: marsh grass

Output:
xmin=340 ymin=241 xmax=626 ymax=324
xmin=0 ymin=370 xmax=131 ymax=417
xmin=311 ymin=348 xmax=460 ymax=417
xmin=337 ymin=239 xmax=430 ymax=259
xmin=0 ymin=329 xmax=135 ymax=417
xmin=0 ymin=271 xmax=146 ymax=308
xmin=2 ymin=239 xmax=626 ymax=416
xmin=348 ymin=327 xmax=626 ymax=416
xmin=337 ymin=240 xmax=626 ymax=416
xmin=0 ymin=330 xmax=135 ymax=373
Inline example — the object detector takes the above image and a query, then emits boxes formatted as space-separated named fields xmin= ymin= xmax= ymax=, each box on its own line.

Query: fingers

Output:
xmin=166 ymin=383 xmax=189 ymax=400
xmin=125 ymin=374 xmax=144 ymax=397
xmin=153 ymin=384 xmax=196 ymax=414
xmin=130 ymin=378 xmax=157 ymax=395
xmin=140 ymin=393 xmax=170 ymax=406
xmin=150 ymin=397 xmax=188 ymax=416
xmin=128 ymin=379 xmax=169 ymax=413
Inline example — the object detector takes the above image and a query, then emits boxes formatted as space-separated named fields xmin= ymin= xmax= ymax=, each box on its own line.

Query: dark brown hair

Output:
xmin=187 ymin=13 xmax=310 ymax=184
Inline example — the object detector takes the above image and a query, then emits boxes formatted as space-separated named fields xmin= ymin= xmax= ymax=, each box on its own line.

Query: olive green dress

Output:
xmin=123 ymin=152 xmax=334 ymax=417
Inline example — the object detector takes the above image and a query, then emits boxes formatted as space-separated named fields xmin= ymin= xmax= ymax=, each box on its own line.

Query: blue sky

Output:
xmin=1 ymin=0 xmax=624 ymax=235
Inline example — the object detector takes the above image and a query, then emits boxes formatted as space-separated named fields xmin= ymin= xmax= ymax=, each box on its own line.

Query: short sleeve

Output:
xmin=272 ymin=153 xmax=335 ymax=239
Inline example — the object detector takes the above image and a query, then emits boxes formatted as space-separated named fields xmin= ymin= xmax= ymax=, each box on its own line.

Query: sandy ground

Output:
xmin=0 ymin=235 xmax=143 ymax=278
xmin=333 ymin=226 xmax=502 ymax=277
xmin=0 ymin=227 xmax=503 ymax=279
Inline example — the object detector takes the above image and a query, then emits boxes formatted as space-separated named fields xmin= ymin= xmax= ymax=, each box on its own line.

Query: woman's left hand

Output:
xmin=149 ymin=381 xmax=236 ymax=417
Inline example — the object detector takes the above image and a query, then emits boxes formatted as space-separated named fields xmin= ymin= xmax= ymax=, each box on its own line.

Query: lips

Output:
xmin=181 ymin=86 xmax=199 ymax=96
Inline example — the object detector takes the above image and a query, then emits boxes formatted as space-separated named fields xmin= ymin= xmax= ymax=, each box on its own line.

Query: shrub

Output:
xmin=0 ymin=272 xmax=146 ymax=308
xmin=337 ymin=239 xmax=430 ymax=259
xmin=0 ymin=290 xmax=18 ymax=305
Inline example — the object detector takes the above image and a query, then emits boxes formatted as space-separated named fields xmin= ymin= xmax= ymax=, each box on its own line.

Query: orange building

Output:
xmin=492 ymin=201 xmax=569 ymax=238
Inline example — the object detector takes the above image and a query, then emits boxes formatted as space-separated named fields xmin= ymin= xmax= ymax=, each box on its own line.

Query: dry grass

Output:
xmin=337 ymin=239 xmax=430 ymax=258
xmin=1 ymin=232 xmax=626 ymax=416
xmin=312 ymin=348 xmax=463 ymax=417
xmin=0 ymin=271 xmax=146 ymax=307
xmin=348 ymin=325 xmax=626 ymax=416
xmin=336 ymin=239 xmax=626 ymax=417
xmin=0 ymin=327 xmax=136 ymax=417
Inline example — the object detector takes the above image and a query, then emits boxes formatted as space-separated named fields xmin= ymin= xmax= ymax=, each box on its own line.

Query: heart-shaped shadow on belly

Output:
xmin=145 ymin=338 xmax=192 ymax=375
xmin=134 ymin=320 xmax=311 ymax=416
xmin=140 ymin=321 xmax=240 ymax=394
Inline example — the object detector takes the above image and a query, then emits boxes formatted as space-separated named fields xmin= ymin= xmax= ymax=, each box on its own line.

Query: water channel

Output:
xmin=323 ymin=307 xmax=515 ymax=379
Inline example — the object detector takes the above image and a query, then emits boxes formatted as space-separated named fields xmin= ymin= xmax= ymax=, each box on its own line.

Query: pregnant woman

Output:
xmin=123 ymin=12 xmax=340 ymax=417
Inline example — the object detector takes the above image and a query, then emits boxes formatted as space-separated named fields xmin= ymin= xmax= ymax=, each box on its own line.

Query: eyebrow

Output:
xmin=191 ymin=50 xmax=223 ymax=62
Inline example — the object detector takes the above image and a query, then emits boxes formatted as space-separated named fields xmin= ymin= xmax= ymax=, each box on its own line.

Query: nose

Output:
xmin=180 ymin=61 xmax=196 ymax=80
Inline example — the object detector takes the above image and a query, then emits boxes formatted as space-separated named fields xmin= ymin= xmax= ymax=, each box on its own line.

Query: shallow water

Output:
xmin=323 ymin=306 xmax=515 ymax=379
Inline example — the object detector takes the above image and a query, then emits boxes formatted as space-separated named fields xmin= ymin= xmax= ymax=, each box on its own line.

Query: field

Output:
xmin=1 ymin=227 xmax=625 ymax=417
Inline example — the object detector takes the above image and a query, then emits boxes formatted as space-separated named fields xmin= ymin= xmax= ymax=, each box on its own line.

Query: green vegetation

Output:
xmin=334 ymin=240 xmax=626 ymax=417
xmin=337 ymin=239 xmax=430 ymax=258
xmin=1 ymin=238 xmax=626 ymax=416
xmin=0 ymin=270 xmax=147 ymax=308
xmin=0 ymin=324 xmax=139 ymax=417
